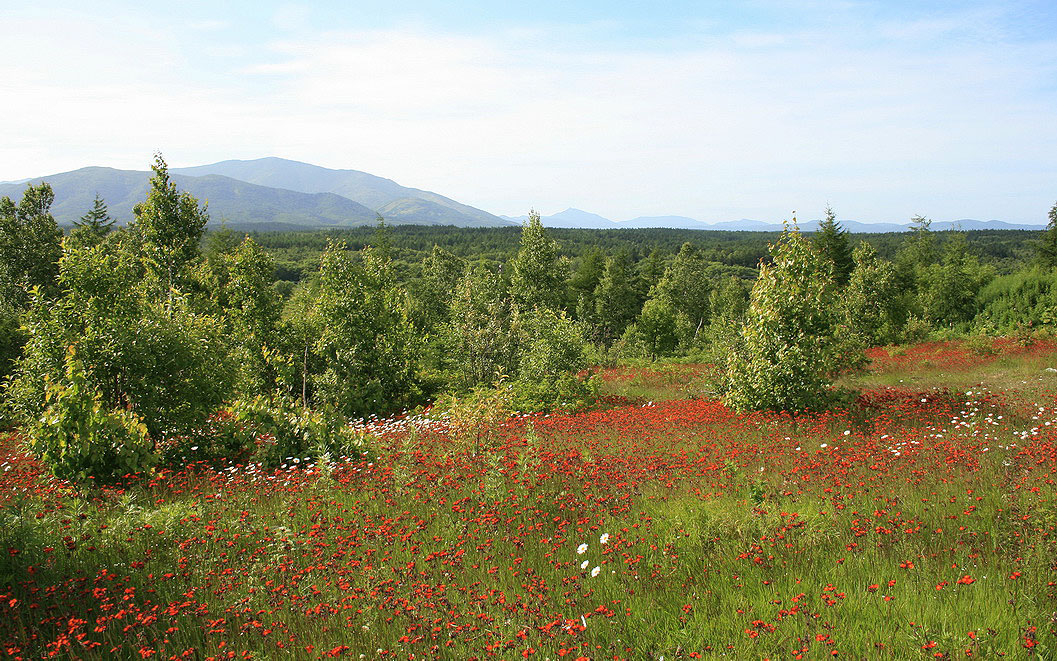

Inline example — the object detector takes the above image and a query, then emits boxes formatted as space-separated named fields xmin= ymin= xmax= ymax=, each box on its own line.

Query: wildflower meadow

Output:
xmin=2 ymin=337 xmax=1056 ymax=659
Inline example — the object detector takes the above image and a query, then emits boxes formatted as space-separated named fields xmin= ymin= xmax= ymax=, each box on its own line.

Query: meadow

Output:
xmin=2 ymin=338 xmax=1057 ymax=659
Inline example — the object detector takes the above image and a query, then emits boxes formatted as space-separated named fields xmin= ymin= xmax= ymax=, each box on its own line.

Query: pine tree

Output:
xmin=74 ymin=194 xmax=114 ymax=240
xmin=813 ymin=206 xmax=853 ymax=285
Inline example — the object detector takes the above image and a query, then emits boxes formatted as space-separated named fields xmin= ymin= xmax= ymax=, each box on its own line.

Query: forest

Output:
xmin=2 ymin=154 xmax=1057 ymax=482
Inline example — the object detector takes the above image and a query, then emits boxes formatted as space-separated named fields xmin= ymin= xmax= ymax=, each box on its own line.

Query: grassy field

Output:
xmin=2 ymin=338 xmax=1057 ymax=659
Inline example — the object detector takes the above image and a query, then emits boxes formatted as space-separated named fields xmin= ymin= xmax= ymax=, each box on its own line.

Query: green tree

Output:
xmin=652 ymin=243 xmax=712 ymax=343
xmin=1037 ymin=201 xmax=1057 ymax=268
xmin=635 ymin=297 xmax=679 ymax=359
xmin=895 ymin=215 xmax=936 ymax=289
xmin=72 ymin=194 xmax=115 ymax=245
xmin=0 ymin=182 xmax=63 ymax=300
xmin=634 ymin=248 xmax=667 ymax=301
xmin=414 ymin=244 xmax=466 ymax=331
xmin=918 ymin=234 xmax=993 ymax=327
xmin=813 ymin=206 xmax=853 ymax=285
xmin=7 ymin=237 xmax=235 ymax=443
xmin=843 ymin=242 xmax=903 ymax=345
xmin=511 ymin=307 xmax=593 ymax=410
xmin=130 ymin=153 xmax=209 ymax=298
xmin=567 ymin=247 xmax=606 ymax=314
xmin=0 ymin=182 xmax=63 ymax=382
xmin=445 ymin=264 xmax=521 ymax=390
xmin=198 ymin=235 xmax=282 ymax=395
xmin=725 ymin=229 xmax=855 ymax=412
xmin=509 ymin=210 xmax=567 ymax=310
xmin=592 ymin=252 xmax=637 ymax=343
xmin=706 ymin=275 xmax=751 ymax=359
xmin=310 ymin=242 xmax=421 ymax=416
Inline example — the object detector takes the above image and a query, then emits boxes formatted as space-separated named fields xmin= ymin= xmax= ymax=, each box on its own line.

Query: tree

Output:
xmin=72 ymin=194 xmax=114 ymax=244
xmin=309 ymin=242 xmax=421 ymax=416
xmin=130 ymin=153 xmax=209 ymax=298
xmin=509 ymin=210 xmax=567 ymax=310
xmin=413 ymin=244 xmax=466 ymax=331
xmin=813 ymin=206 xmax=853 ymax=285
xmin=445 ymin=264 xmax=521 ymax=390
xmin=1037 ymin=201 xmax=1057 ymax=268
xmin=592 ymin=252 xmax=637 ymax=343
xmin=7 ymin=238 xmax=236 ymax=443
xmin=567 ymin=247 xmax=606 ymax=314
xmin=512 ymin=307 xmax=592 ymax=410
xmin=725 ymin=229 xmax=856 ymax=412
xmin=918 ymin=233 xmax=993 ymax=327
xmin=895 ymin=215 xmax=936 ymax=288
xmin=652 ymin=243 xmax=712 ymax=343
xmin=635 ymin=297 xmax=679 ymax=359
xmin=843 ymin=242 xmax=903 ymax=345
xmin=198 ymin=235 xmax=282 ymax=395
xmin=0 ymin=182 xmax=63 ymax=382
xmin=0 ymin=182 xmax=63 ymax=301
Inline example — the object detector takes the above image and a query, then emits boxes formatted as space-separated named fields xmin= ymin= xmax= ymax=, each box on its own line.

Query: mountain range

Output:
xmin=504 ymin=208 xmax=1046 ymax=233
xmin=0 ymin=158 xmax=512 ymax=229
xmin=0 ymin=158 xmax=1046 ymax=232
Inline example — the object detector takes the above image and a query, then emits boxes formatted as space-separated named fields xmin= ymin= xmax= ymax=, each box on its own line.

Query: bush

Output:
xmin=231 ymin=393 xmax=368 ymax=467
xmin=513 ymin=307 xmax=595 ymax=411
xmin=161 ymin=410 xmax=248 ymax=465
xmin=6 ymin=242 xmax=236 ymax=443
xmin=26 ymin=346 xmax=155 ymax=485
xmin=725 ymin=229 xmax=858 ymax=413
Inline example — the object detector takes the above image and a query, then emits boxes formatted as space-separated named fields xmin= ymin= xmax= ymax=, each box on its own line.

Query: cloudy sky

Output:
xmin=3 ymin=0 xmax=1056 ymax=223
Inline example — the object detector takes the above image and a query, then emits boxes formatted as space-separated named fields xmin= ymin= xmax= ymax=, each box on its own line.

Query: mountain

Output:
xmin=0 ymin=167 xmax=380 ymax=227
xmin=540 ymin=208 xmax=618 ymax=229
xmin=172 ymin=157 xmax=511 ymax=228
xmin=620 ymin=215 xmax=708 ymax=229
xmin=931 ymin=219 xmax=1045 ymax=231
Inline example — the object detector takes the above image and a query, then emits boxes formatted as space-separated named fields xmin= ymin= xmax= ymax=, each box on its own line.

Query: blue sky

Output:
xmin=3 ymin=1 xmax=1056 ymax=223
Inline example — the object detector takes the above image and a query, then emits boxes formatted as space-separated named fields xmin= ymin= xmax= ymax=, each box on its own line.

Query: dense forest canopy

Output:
xmin=247 ymin=224 xmax=1043 ymax=284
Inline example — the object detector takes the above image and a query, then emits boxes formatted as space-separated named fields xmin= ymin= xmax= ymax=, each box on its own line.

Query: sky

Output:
xmin=2 ymin=0 xmax=1056 ymax=224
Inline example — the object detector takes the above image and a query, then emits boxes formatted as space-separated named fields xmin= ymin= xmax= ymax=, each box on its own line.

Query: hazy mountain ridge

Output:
xmin=172 ymin=158 xmax=510 ymax=228
xmin=512 ymin=208 xmax=1046 ymax=233
xmin=2 ymin=159 xmax=1046 ymax=232
xmin=0 ymin=167 xmax=380 ymax=227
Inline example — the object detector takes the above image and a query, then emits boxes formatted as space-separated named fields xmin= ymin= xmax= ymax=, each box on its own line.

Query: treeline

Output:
xmin=249 ymin=223 xmax=1040 ymax=284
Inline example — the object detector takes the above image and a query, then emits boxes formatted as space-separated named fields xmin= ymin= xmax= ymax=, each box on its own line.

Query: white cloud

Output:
xmin=2 ymin=7 xmax=1056 ymax=223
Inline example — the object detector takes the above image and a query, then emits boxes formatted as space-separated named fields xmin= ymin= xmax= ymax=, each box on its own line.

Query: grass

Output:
xmin=1 ymin=339 xmax=1057 ymax=658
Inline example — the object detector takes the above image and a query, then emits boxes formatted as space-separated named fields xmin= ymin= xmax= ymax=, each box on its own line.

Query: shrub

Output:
xmin=512 ymin=307 xmax=595 ymax=411
xmin=26 ymin=345 xmax=155 ymax=484
xmin=231 ymin=393 xmax=368 ymax=467
xmin=725 ymin=229 xmax=858 ymax=413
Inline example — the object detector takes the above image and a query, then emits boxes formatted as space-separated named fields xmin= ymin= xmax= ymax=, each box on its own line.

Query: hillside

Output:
xmin=172 ymin=157 xmax=511 ymax=228
xmin=0 ymin=167 xmax=380 ymax=227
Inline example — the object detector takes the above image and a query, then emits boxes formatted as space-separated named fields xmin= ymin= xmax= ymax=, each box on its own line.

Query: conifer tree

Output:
xmin=813 ymin=205 xmax=853 ymax=285
xmin=73 ymin=194 xmax=114 ymax=241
